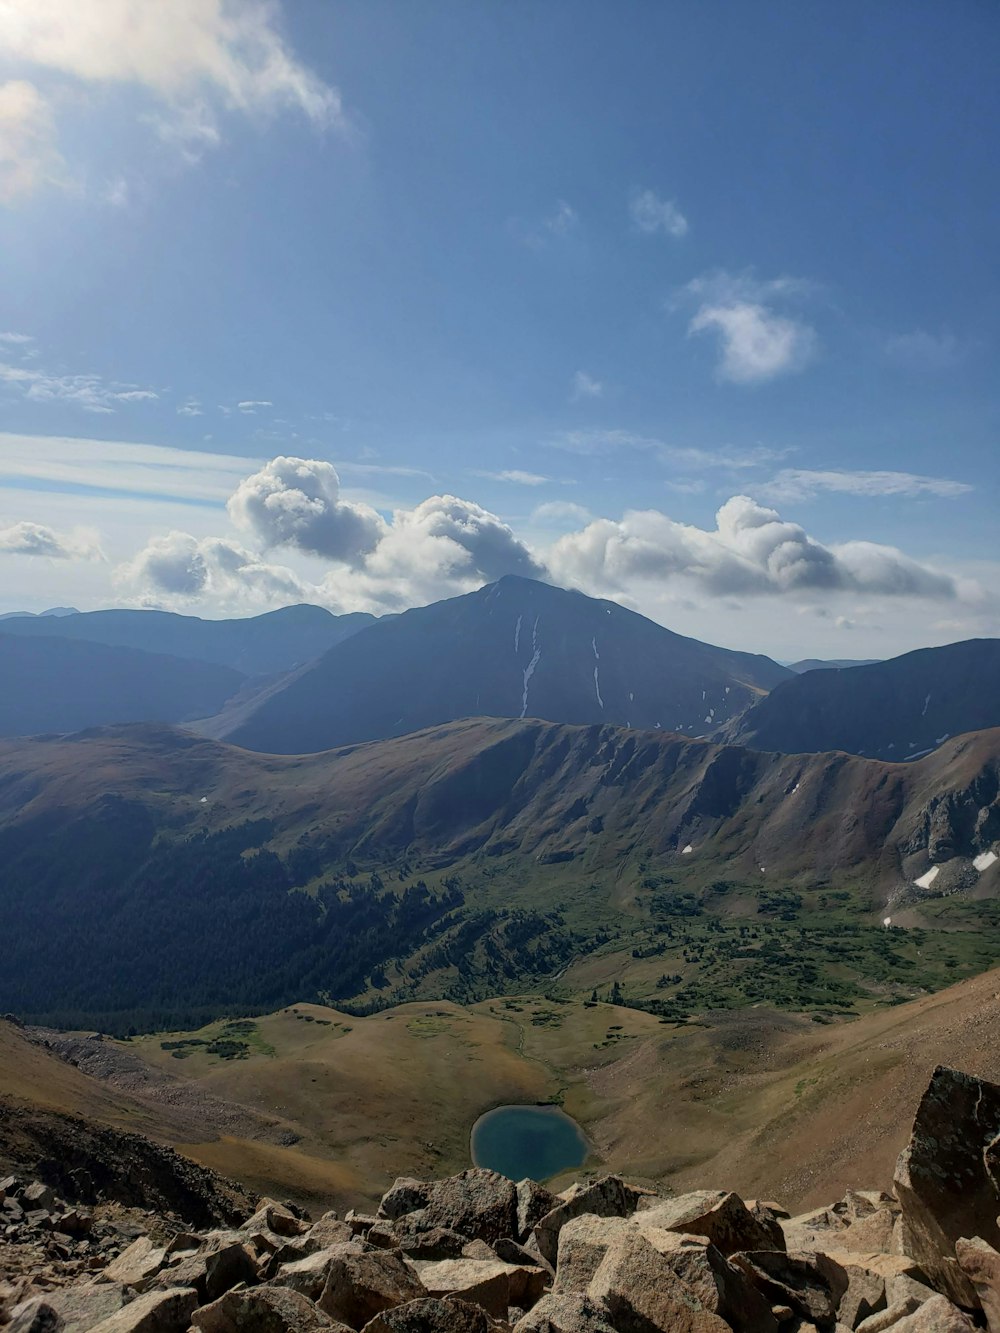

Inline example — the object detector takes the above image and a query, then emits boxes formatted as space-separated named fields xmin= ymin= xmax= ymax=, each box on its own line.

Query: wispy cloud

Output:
xmin=177 ymin=400 xmax=203 ymax=417
xmin=514 ymin=199 xmax=581 ymax=250
xmin=237 ymin=399 xmax=273 ymax=414
xmin=571 ymin=370 xmax=603 ymax=401
xmin=473 ymin=469 xmax=549 ymax=486
xmin=754 ymin=468 xmax=972 ymax=503
xmin=0 ymin=330 xmax=34 ymax=345
xmin=629 ymin=188 xmax=688 ymax=238
xmin=531 ymin=500 xmax=592 ymax=527
xmin=0 ymin=432 xmax=260 ymax=504
xmin=0 ymin=0 xmax=348 ymax=201
xmin=551 ymin=428 xmax=787 ymax=472
xmin=681 ymin=270 xmax=818 ymax=385
xmin=884 ymin=329 xmax=964 ymax=371
xmin=0 ymin=358 xmax=160 ymax=413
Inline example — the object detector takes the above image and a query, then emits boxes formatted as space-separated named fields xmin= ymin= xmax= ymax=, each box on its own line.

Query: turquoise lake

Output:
xmin=470 ymin=1104 xmax=589 ymax=1181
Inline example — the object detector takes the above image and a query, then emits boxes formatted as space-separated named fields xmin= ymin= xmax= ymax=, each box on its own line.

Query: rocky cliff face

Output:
xmin=3 ymin=1065 xmax=1000 ymax=1333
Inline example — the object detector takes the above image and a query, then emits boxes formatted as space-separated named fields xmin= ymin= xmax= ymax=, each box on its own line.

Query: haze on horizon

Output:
xmin=0 ymin=1 xmax=996 ymax=661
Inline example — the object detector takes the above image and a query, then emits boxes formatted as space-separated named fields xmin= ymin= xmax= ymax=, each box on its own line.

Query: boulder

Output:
xmin=513 ymin=1292 xmax=618 ymax=1333
xmin=394 ymin=1226 xmax=471 ymax=1261
xmin=21 ymin=1183 xmax=57 ymax=1211
xmin=534 ymin=1178 xmax=650 ymax=1267
xmin=838 ymin=1265 xmax=889 ymax=1330
xmin=87 ymin=1287 xmax=199 ymax=1333
xmin=155 ymin=1239 xmax=259 ymax=1302
xmin=316 ymin=1248 xmax=428 ymax=1329
xmin=7 ymin=1301 xmax=64 ymax=1333
xmin=102 ymin=1236 xmax=169 ymax=1288
xmin=955 ymin=1236 xmax=1000 ymax=1333
xmin=272 ymin=1244 xmax=366 ymax=1303
xmin=193 ymin=1285 xmax=350 ymax=1331
xmin=308 ymin=1216 xmax=355 ymax=1248
xmin=893 ymin=1066 xmax=1000 ymax=1308
xmin=377 ymin=1179 xmax=433 ymax=1222
xmin=361 ymin=1296 xmax=508 ymax=1333
xmin=517 ymin=1183 xmax=560 ymax=1243
xmin=856 ymin=1300 xmax=925 ymax=1333
xmin=638 ymin=1192 xmax=786 ymax=1257
xmin=730 ymin=1251 xmax=850 ymax=1326
xmin=412 ymin=1258 xmax=543 ymax=1318
xmin=587 ymin=1229 xmax=731 ymax=1333
xmin=243 ymin=1201 xmax=311 ymax=1241
xmin=420 ymin=1171 xmax=519 ymax=1244
xmin=837 ymin=1212 xmax=899 ymax=1257
xmin=494 ymin=1237 xmax=551 ymax=1275
xmin=889 ymin=1295 xmax=977 ymax=1333
xmin=553 ymin=1216 xmax=629 ymax=1293
xmin=9 ymin=1285 xmax=128 ymax=1333
xmin=642 ymin=1232 xmax=777 ymax=1333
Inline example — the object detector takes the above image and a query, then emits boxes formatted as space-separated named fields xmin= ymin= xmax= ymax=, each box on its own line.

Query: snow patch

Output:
xmin=520 ymin=617 xmax=541 ymax=718
xmin=592 ymin=636 xmax=604 ymax=709
xmin=681 ymin=844 xmax=693 ymax=855
xmin=913 ymin=865 xmax=940 ymax=889
xmin=922 ymin=693 xmax=931 ymax=716
xmin=514 ymin=614 xmax=522 ymax=654
xmin=629 ymin=691 xmax=634 ymax=702
xmin=199 ymin=796 xmax=208 ymax=804
xmin=936 ymin=734 xmax=950 ymax=745
xmin=974 ymin=850 xmax=998 ymax=872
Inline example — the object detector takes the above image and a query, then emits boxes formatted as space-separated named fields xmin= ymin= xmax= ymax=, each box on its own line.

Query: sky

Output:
xmin=0 ymin=0 xmax=997 ymax=660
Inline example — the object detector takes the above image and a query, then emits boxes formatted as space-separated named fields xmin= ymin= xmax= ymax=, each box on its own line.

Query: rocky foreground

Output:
xmin=3 ymin=1065 xmax=1000 ymax=1333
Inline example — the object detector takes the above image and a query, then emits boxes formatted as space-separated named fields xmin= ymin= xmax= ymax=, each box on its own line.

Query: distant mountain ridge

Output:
xmin=726 ymin=638 xmax=1000 ymax=760
xmin=197 ymin=575 xmax=792 ymax=753
xmin=0 ymin=603 xmax=375 ymax=675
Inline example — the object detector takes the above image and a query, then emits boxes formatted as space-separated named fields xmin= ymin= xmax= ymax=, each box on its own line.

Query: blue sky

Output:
xmin=0 ymin=0 xmax=996 ymax=659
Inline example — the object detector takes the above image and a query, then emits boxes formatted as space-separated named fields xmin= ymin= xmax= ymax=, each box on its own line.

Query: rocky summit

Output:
xmin=3 ymin=1064 xmax=1000 ymax=1333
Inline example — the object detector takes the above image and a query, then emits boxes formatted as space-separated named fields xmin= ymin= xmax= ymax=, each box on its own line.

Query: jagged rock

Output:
xmin=638 ymin=1192 xmax=786 ymax=1257
xmin=411 ymin=1258 xmax=543 ymax=1319
xmin=377 ymin=1179 xmax=433 ymax=1222
xmin=7 ymin=1300 xmax=64 ymax=1333
xmin=394 ymin=1225 xmax=471 ymax=1260
xmin=361 ymin=1296 xmax=508 ymax=1333
xmin=731 ymin=1251 xmax=850 ymax=1326
xmin=21 ymin=1183 xmax=57 ymax=1211
xmin=462 ymin=1241 xmax=501 ymax=1262
xmin=243 ymin=1201 xmax=311 ymax=1241
xmin=87 ymin=1286 xmax=199 ymax=1332
xmin=834 ymin=1194 xmax=898 ymax=1225
xmin=345 ymin=1213 xmax=380 ymax=1236
xmin=513 ymin=1292 xmax=617 ymax=1333
xmin=494 ymin=1237 xmax=551 ymax=1275
xmin=309 ymin=1215 xmax=354 ymax=1248
xmin=893 ymin=1065 xmax=1000 ymax=1308
xmin=587 ymin=1228 xmax=731 ymax=1333
xmin=272 ymin=1244 xmax=365 ymax=1303
xmin=533 ymin=1178 xmax=650 ymax=1268
xmin=835 ymin=1211 xmax=899 ymax=1256
xmin=886 ymin=1276 xmax=937 ymax=1308
xmin=102 ymin=1235 xmax=169 ymax=1288
xmin=856 ymin=1300 xmax=925 ymax=1333
xmin=193 ymin=1285 xmax=350 ymax=1331
xmin=822 ymin=1251 xmax=929 ymax=1289
xmin=419 ymin=1171 xmax=519 ymax=1244
xmin=264 ymin=1240 xmax=326 ymax=1280
xmin=641 ymin=1231 xmax=777 ymax=1333
xmin=316 ymin=1248 xmax=428 ymax=1329
xmin=888 ymin=1295 xmax=976 ymax=1333
xmin=955 ymin=1236 xmax=1000 ymax=1333
xmin=553 ymin=1216 xmax=629 ymax=1292
xmin=11 ymin=1284 xmax=127 ymax=1333
xmin=154 ymin=1239 xmax=258 ymax=1302
xmin=517 ymin=1183 xmax=560 ymax=1244
xmin=838 ymin=1264 xmax=889 ymax=1330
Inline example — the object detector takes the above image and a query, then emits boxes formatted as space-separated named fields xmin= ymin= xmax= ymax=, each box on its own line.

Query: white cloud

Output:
xmin=571 ymin=370 xmax=603 ymax=400
xmin=0 ymin=519 xmax=101 ymax=560
xmin=177 ymin=400 xmax=204 ymax=417
xmin=681 ymin=270 xmax=818 ymax=385
xmin=0 ymin=432 xmax=259 ymax=503
xmin=884 ymin=330 xmax=963 ymax=371
xmin=629 ymin=188 xmax=688 ymax=238
xmin=0 ymin=357 xmax=160 ymax=413
xmin=551 ymin=428 xmax=787 ymax=472
xmin=548 ymin=494 xmax=960 ymax=601
xmin=237 ymin=399 xmax=273 ymax=413
xmin=531 ymin=500 xmax=593 ymax=527
xmin=0 ymin=78 xmax=65 ymax=201
xmin=116 ymin=529 xmax=305 ymax=606
xmin=227 ymin=455 xmax=386 ymax=563
xmin=473 ymin=469 xmax=549 ymax=486
xmin=0 ymin=330 xmax=34 ymax=344
xmin=0 ymin=0 xmax=346 ymax=198
xmin=515 ymin=199 xmax=580 ymax=249
xmin=755 ymin=469 xmax=972 ymax=503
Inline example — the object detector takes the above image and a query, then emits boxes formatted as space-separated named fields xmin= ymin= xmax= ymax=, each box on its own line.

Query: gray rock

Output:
xmin=156 ymin=1239 xmax=258 ymax=1302
xmin=730 ymin=1250 xmax=850 ymax=1326
xmin=641 ymin=1231 xmax=777 ymax=1333
xmin=7 ymin=1299 xmax=64 ymax=1333
xmin=955 ymin=1236 xmax=1000 ymax=1333
xmin=317 ymin=1248 xmax=428 ymax=1329
xmin=856 ymin=1300 xmax=924 ymax=1333
xmin=513 ymin=1292 xmax=617 ymax=1333
xmin=87 ymin=1287 xmax=199 ymax=1333
xmin=517 ymin=1183 xmax=560 ymax=1244
xmin=377 ymin=1179 xmax=433 ymax=1222
xmin=639 ymin=1192 xmax=786 ymax=1257
xmin=533 ymin=1177 xmax=650 ymax=1268
xmin=410 ymin=1258 xmax=528 ymax=1319
xmin=103 ymin=1236 xmax=169 ymax=1288
xmin=420 ymin=1171 xmax=519 ymax=1245
xmin=193 ymin=1285 xmax=349 ymax=1331
xmin=361 ymin=1296 xmax=507 ymax=1333
xmin=553 ymin=1216 xmax=629 ymax=1293
xmin=587 ymin=1228 xmax=731 ymax=1333
xmin=890 ymin=1295 xmax=976 ymax=1333
xmin=893 ymin=1066 xmax=1000 ymax=1308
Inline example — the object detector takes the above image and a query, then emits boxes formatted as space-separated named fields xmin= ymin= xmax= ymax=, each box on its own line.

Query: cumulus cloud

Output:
xmin=116 ymin=530 xmax=305 ymax=605
xmin=755 ymin=468 xmax=972 ymax=503
xmin=629 ymin=188 xmax=688 ymax=238
xmin=0 ymin=520 xmax=101 ymax=560
xmin=0 ymin=0 xmax=345 ymax=198
xmin=548 ymin=494 xmax=959 ymax=601
xmin=227 ymin=456 xmax=387 ymax=563
xmin=682 ymin=270 xmax=818 ymax=384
